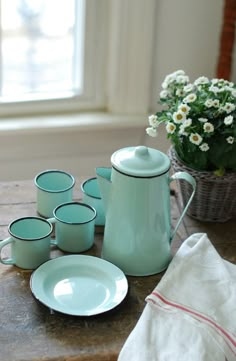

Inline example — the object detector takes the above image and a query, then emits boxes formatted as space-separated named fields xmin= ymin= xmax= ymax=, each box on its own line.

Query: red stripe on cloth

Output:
xmin=147 ymin=297 xmax=236 ymax=358
xmin=148 ymin=291 xmax=236 ymax=350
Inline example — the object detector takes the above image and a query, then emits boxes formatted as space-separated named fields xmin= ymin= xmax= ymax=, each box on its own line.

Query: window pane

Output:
xmin=0 ymin=0 xmax=84 ymax=99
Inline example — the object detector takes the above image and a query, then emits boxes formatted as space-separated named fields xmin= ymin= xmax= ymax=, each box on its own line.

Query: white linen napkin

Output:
xmin=118 ymin=233 xmax=236 ymax=361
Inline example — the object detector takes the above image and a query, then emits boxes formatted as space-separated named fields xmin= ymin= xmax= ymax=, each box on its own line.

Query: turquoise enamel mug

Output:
xmin=48 ymin=202 xmax=96 ymax=253
xmin=81 ymin=177 xmax=105 ymax=226
xmin=0 ymin=217 xmax=53 ymax=269
xmin=35 ymin=170 xmax=75 ymax=218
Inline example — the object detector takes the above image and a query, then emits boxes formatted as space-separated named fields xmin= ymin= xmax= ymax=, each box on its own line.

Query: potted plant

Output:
xmin=146 ymin=70 xmax=236 ymax=222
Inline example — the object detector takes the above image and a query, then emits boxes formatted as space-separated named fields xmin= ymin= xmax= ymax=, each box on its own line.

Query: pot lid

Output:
xmin=111 ymin=146 xmax=170 ymax=177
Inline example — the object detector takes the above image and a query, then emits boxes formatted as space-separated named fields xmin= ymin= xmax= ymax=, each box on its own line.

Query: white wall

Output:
xmin=0 ymin=0 xmax=225 ymax=181
xmin=0 ymin=114 xmax=147 ymax=181
xmin=0 ymin=126 xmax=144 ymax=181
xmin=149 ymin=0 xmax=224 ymax=112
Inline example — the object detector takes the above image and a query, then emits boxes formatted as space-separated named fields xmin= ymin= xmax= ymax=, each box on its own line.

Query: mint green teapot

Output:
xmin=96 ymin=146 xmax=196 ymax=276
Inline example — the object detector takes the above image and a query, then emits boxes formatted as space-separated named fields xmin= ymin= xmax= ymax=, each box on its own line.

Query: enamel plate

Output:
xmin=30 ymin=255 xmax=128 ymax=316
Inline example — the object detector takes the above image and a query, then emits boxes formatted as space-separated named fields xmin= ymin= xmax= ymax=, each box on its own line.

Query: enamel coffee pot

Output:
xmin=96 ymin=146 xmax=196 ymax=276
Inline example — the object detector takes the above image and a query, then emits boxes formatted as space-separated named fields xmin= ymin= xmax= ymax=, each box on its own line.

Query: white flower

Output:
xmin=194 ymin=76 xmax=209 ymax=85
xmin=183 ymin=93 xmax=197 ymax=103
xmin=166 ymin=122 xmax=176 ymax=134
xmin=183 ymin=118 xmax=192 ymax=127
xmin=176 ymin=75 xmax=189 ymax=84
xmin=226 ymin=136 xmax=234 ymax=144
xmin=161 ymin=81 xmax=168 ymax=89
xmin=223 ymin=85 xmax=232 ymax=92
xmin=189 ymin=133 xmax=202 ymax=145
xmin=203 ymin=122 xmax=214 ymax=133
xmin=183 ymin=84 xmax=194 ymax=93
xmin=179 ymin=124 xmax=188 ymax=136
xmin=223 ymin=102 xmax=235 ymax=114
xmin=231 ymin=89 xmax=236 ymax=98
xmin=172 ymin=111 xmax=186 ymax=124
xmin=209 ymin=85 xmax=220 ymax=94
xmin=160 ymin=90 xmax=170 ymax=99
xmin=218 ymin=107 xmax=225 ymax=114
xmin=198 ymin=117 xmax=208 ymax=123
xmin=205 ymin=99 xmax=213 ymax=108
xmin=212 ymin=99 xmax=220 ymax=108
xmin=178 ymin=103 xmax=190 ymax=114
xmin=224 ymin=115 xmax=233 ymax=125
xmin=148 ymin=114 xmax=158 ymax=128
xmin=200 ymin=143 xmax=210 ymax=152
xmin=163 ymin=74 xmax=176 ymax=86
xmin=176 ymin=88 xmax=185 ymax=97
xmin=217 ymin=86 xmax=227 ymax=93
xmin=211 ymin=78 xmax=219 ymax=84
xmin=174 ymin=70 xmax=185 ymax=76
xmin=146 ymin=127 xmax=157 ymax=137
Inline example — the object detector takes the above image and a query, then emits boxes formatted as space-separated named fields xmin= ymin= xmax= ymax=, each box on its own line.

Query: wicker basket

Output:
xmin=168 ymin=147 xmax=236 ymax=222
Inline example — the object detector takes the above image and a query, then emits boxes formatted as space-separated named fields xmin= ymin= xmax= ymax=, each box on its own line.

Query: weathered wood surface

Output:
xmin=0 ymin=179 xmax=235 ymax=361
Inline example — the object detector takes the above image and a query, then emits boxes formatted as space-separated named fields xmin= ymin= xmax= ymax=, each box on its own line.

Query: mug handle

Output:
xmin=169 ymin=171 xmax=196 ymax=241
xmin=0 ymin=237 xmax=15 ymax=265
xmin=47 ymin=218 xmax=58 ymax=247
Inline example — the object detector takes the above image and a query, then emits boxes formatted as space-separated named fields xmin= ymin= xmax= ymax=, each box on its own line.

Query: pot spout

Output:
xmin=96 ymin=167 xmax=112 ymax=214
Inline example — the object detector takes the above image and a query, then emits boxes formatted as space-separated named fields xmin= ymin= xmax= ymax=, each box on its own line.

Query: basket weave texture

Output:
xmin=168 ymin=147 xmax=236 ymax=222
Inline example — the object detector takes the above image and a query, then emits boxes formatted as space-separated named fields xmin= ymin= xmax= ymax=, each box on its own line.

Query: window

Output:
xmin=1 ymin=0 xmax=84 ymax=99
xmin=0 ymin=0 xmax=155 ymax=118
xmin=0 ymin=0 xmax=108 ymax=116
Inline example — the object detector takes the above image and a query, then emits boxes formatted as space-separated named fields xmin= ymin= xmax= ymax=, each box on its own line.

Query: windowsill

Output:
xmin=0 ymin=112 xmax=147 ymax=135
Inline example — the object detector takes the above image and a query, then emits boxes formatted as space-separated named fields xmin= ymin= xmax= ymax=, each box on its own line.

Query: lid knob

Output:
xmin=135 ymin=146 xmax=149 ymax=158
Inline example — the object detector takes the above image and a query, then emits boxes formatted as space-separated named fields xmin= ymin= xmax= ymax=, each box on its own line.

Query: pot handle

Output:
xmin=169 ymin=171 xmax=196 ymax=241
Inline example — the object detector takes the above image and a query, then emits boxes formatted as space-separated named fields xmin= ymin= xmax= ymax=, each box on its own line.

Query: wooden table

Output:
xmin=0 ymin=178 xmax=235 ymax=361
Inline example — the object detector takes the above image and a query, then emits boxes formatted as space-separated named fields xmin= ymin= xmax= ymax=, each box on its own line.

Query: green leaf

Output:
xmin=214 ymin=168 xmax=225 ymax=176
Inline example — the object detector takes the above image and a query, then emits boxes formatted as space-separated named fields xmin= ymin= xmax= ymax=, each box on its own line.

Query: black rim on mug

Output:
xmin=34 ymin=169 xmax=75 ymax=193
xmin=53 ymin=202 xmax=97 ymax=225
xmin=9 ymin=217 xmax=53 ymax=241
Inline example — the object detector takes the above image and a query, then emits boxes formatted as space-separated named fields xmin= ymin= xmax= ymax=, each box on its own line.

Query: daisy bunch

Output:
xmin=146 ymin=70 xmax=236 ymax=174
